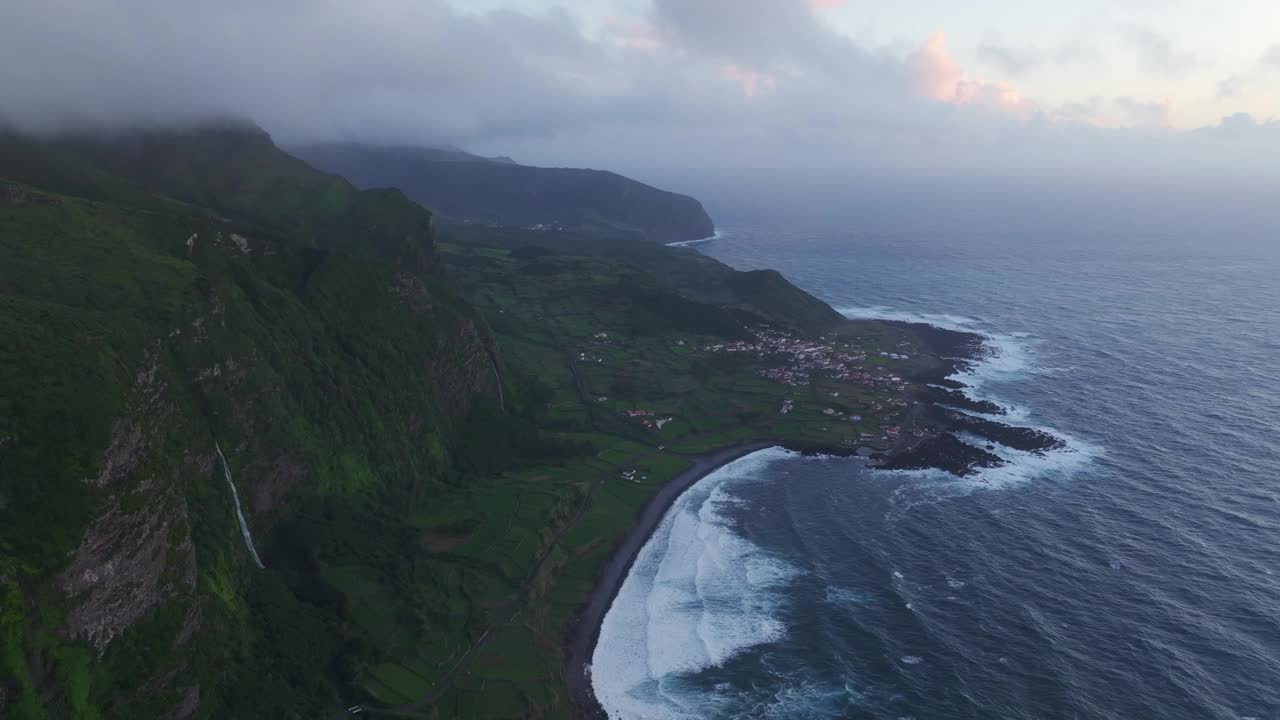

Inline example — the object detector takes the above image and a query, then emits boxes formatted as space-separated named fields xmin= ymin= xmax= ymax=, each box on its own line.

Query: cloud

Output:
xmin=1210 ymin=44 xmax=1280 ymax=101
xmin=976 ymin=39 xmax=1098 ymax=77
xmin=907 ymin=32 xmax=964 ymax=101
xmin=906 ymin=33 xmax=1033 ymax=116
xmin=602 ymin=17 xmax=665 ymax=53
xmin=721 ymin=63 xmax=778 ymax=98
xmin=1 ymin=0 xmax=631 ymax=144
xmin=1051 ymin=95 xmax=1174 ymax=129
xmin=0 ymin=0 xmax=1273 ymax=177
xmin=1261 ymin=44 xmax=1280 ymax=70
xmin=976 ymin=42 xmax=1043 ymax=76
xmin=1217 ymin=75 xmax=1246 ymax=99
xmin=1112 ymin=96 xmax=1175 ymax=128
xmin=1121 ymin=25 xmax=1199 ymax=76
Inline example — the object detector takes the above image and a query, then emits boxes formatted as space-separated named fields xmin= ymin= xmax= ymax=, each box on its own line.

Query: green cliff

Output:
xmin=0 ymin=125 xmax=935 ymax=719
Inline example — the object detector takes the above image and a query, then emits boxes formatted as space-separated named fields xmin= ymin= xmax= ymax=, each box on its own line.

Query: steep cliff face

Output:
xmin=0 ymin=130 xmax=504 ymax=718
xmin=292 ymin=142 xmax=717 ymax=244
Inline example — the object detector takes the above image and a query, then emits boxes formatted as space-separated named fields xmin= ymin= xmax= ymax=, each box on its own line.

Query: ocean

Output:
xmin=591 ymin=187 xmax=1280 ymax=719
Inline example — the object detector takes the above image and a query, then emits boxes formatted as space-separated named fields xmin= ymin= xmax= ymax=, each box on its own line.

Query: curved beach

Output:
xmin=565 ymin=441 xmax=779 ymax=718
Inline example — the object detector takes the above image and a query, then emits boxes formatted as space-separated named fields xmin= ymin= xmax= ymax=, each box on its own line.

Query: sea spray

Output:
xmin=216 ymin=443 xmax=265 ymax=569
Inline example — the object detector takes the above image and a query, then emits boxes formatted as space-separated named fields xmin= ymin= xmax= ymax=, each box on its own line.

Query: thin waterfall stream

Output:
xmin=215 ymin=443 xmax=265 ymax=569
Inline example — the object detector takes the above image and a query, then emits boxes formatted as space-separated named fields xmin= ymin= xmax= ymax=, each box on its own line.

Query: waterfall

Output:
xmin=489 ymin=356 xmax=505 ymax=412
xmin=215 ymin=443 xmax=265 ymax=569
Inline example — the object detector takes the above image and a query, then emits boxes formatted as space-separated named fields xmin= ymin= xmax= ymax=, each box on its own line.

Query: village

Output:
xmin=571 ymin=323 xmax=934 ymax=454
xmin=702 ymin=327 xmax=916 ymax=392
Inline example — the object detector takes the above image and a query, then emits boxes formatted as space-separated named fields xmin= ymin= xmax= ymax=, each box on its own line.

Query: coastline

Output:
xmin=565 ymin=440 xmax=779 ymax=719
xmin=564 ymin=320 xmax=1046 ymax=717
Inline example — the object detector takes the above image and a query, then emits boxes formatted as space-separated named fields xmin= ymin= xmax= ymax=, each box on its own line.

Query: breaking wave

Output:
xmin=592 ymin=447 xmax=800 ymax=720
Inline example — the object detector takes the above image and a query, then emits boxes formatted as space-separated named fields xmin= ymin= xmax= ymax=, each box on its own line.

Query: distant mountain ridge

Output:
xmin=291 ymin=142 xmax=715 ymax=244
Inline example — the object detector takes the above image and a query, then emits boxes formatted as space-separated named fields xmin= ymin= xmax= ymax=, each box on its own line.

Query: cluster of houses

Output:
xmin=820 ymin=407 xmax=866 ymax=425
xmin=702 ymin=328 xmax=913 ymax=392
xmin=619 ymin=468 xmax=648 ymax=482
xmin=626 ymin=409 xmax=674 ymax=431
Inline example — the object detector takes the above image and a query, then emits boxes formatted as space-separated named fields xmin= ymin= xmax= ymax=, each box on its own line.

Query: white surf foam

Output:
xmin=835 ymin=305 xmax=983 ymax=333
xmin=842 ymin=304 xmax=1101 ymax=492
xmin=959 ymin=428 xmax=1102 ymax=489
xmin=836 ymin=304 xmax=1039 ymax=392
xmin=883 ymin=425 xmax=1103 ymax=511
xmin=666 ymin=229 xmax=725 ymax=248
xmin=592 ymin=447 xmax=800 ymax=720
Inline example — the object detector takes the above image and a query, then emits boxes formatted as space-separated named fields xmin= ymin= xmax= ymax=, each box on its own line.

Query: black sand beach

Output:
xmin=565 ymin=441 xmax=780 ymax=718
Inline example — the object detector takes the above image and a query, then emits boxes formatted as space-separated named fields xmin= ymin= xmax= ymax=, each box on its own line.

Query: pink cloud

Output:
xmin=907 ymin=31 xmax=1033 ymax=115
xmin=810 ymin=0 xmax=848 ymax=10
xmin=956 ymin=79 xmax=1030 ymax=114
xmin=603 ymin=16 xmax=665 ymax=53
xmin=907 ymin=32 xmax=964 ymax=102
xmin=722 ymin=62 xmax=778 ymax=98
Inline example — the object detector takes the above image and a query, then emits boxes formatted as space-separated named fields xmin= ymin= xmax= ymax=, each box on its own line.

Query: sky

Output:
xmin=4 ymin=0 xmax=1280 ymax=177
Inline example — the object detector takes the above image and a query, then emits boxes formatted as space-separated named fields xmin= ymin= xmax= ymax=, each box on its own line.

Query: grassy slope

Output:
xmin=394 ymin=233 xmax=926 ymax=718
xmin=0 ymin=133 xmax=928 ymax=719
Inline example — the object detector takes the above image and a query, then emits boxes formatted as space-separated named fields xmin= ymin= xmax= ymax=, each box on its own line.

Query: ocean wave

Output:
xmin=823 ymin=586 xmax=873 ymax=607
xmin=835 ymin=305 xmax=984 ymax=332
xmin=750 ymin=677 xmax=866 ymax=719
xmin=593 ymin=447 xmax=800 ymax=720
xmin=667 ymin=229 xmax=726 ymax=247
xmin=950 ymin=332 xmax=1044 ymax=392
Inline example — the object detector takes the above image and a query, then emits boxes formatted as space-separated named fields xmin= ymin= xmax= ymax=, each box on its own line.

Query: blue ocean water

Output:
xmin=592 ymin=196 xmax=1280 ymax=719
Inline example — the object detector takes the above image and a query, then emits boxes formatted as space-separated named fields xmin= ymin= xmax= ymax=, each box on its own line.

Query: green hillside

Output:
xmin=0 ymin=126 xmax=933 ymax=719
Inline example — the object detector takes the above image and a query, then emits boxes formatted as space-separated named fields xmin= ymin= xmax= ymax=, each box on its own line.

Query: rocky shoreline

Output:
xmin=565 ymin=320 xmax=1065 ymax=717
xmin=875 ymin=320 xmax=1066 ymax=475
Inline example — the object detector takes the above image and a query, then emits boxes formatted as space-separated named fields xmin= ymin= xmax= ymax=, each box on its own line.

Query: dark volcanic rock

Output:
xmin=937 ymin=409 xmax=1066 ymax=453
xmin=886 ymin=321 xmax=986 ymax=361
xmin=884 ymin=320 xmax=988 ymax=389
xmin=879 ymin=433 xmax=1004 ymax=476
xmin=920 ymin=386 xmax=1006 ymax=416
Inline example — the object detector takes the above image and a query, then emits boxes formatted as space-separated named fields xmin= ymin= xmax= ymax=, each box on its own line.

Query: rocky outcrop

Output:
xmin=60 ymin=487 xmax=196 ymax=651
xmin=877 ymin=432 xmax=1003 ymax=475
xmin=427 ymin=318 xmax=502 ymax=422
xmin=84 ymin=421 xmax=146 ymax=487
xmin=62 ymin=346 xmax=195 ymax=650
